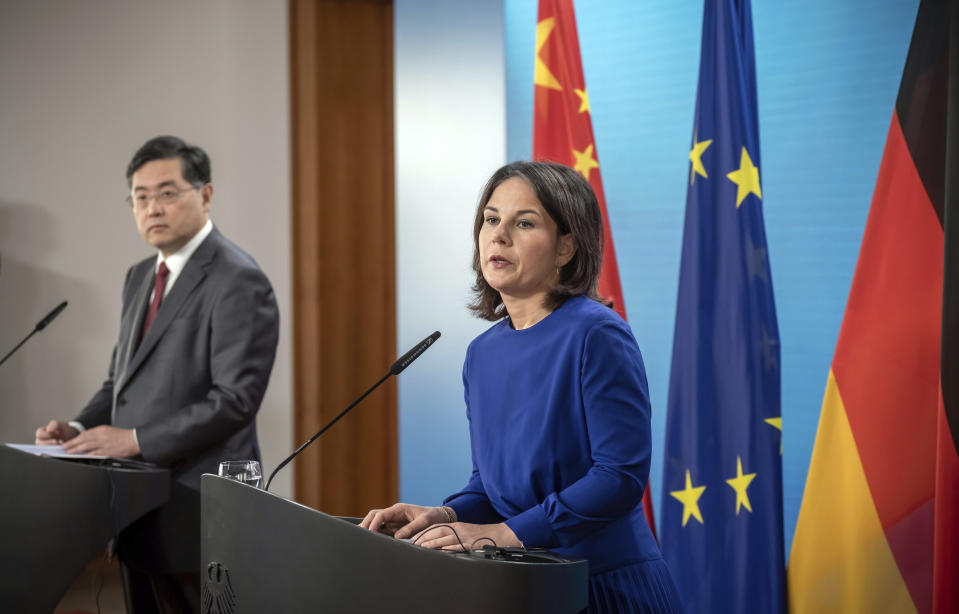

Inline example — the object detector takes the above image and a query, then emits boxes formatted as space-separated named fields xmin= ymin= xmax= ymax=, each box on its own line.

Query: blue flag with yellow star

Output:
xmin=660 ymin=1 xmax=785 ymax=613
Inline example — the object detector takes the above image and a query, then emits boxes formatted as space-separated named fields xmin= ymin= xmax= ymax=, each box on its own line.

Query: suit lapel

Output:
xmin=118 ymin=231 xmax=219 ymax=393
xmin=112 ymin=262 xmax=155 ymax=396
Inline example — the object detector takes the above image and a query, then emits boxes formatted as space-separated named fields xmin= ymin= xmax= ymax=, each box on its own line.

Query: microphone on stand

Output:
xmin=0 ymin=301 xmax=68 ymax=368
xmin=264 ymin=330 xmax=441 ymax=492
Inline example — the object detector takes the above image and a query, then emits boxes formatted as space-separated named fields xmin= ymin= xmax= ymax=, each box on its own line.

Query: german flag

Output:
xmin=531 ymin=0 xmax=656 ymax=533
xmin=787 ymin=1 xmax=959 ymax=612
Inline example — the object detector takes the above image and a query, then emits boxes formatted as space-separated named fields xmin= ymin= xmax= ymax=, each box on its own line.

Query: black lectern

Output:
xmin=0 ymin=444 xmax=170 ymax=613
xmin=201 ymin=475 xmax=588 ymax=613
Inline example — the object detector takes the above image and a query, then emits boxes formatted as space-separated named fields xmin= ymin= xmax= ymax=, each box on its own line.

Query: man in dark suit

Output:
xmin=35 ymin=135 xmax=280 ymax=613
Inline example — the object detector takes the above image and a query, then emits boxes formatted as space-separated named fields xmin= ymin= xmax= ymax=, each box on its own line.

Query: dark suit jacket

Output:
xmin=76 ymin=227 xmax=280 ymax=573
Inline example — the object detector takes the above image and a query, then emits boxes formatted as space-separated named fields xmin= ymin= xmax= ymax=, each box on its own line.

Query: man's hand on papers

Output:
xmin=60 ymin=425 xmax=140 ymax=458
xmin=35 ymin=420 xmax=79 ymax=446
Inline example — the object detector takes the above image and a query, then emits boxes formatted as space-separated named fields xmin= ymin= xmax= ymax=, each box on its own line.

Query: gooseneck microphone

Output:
xmin=0 ymin=301 xmax=68 ymax=368
xmin=264 ymin=331 xmax=441 ymax=491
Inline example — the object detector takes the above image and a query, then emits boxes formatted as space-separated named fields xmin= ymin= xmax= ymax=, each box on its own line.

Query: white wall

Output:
xmin=0 ymin=0 xmax=294 ymax=498
xmin=395 ymin=0 xmax=507 ymax=503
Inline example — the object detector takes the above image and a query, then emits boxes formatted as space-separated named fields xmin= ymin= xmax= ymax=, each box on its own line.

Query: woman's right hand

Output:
xmin=360 ymin=503 xmax=451 ymax=539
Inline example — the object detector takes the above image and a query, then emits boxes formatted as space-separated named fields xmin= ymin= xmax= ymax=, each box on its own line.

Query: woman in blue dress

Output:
xmin=362 ymin=161 xmax=683 ymax=613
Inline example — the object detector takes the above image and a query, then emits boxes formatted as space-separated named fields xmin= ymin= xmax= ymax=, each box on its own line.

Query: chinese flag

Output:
xmin=533 ymin=0 xmax=655 ymax=535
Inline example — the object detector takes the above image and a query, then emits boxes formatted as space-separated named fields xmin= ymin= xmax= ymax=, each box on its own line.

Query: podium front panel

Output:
xmin=201 ymin=475 xmax=588 ymax=614
xmin=0 ymin=445 xmax=169 ymax=614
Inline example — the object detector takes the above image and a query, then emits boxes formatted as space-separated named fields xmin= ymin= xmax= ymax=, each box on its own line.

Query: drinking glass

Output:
xmin=218 ymin=460 xmax=263 ymax=488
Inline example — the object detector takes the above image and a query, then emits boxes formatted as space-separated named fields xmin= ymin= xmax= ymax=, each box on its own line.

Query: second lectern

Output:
xmin=0 ymin=444 xmax=170 ymax=613
xmin=201 ymin=475 xmax=588 ymax=613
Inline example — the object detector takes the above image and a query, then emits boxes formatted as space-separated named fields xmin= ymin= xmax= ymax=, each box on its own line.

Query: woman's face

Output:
xmin=478 ymin=177 xmax=575 ymax=303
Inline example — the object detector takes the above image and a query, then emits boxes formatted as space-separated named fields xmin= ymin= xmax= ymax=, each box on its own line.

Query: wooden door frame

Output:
xmin=289 ymin=0 xmax=396 ymax=515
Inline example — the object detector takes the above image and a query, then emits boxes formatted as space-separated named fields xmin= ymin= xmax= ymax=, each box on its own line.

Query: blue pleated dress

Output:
xmin=444 ymin=296 xmax=684 ymax=614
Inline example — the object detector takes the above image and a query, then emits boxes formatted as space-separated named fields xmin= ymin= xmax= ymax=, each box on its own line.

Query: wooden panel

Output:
xmin=290 ymin=0 xmax=396 ymax=516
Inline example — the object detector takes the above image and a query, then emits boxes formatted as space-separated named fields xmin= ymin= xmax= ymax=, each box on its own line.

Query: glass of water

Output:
xmin=218 ymin=460 xmax=263 ymax=488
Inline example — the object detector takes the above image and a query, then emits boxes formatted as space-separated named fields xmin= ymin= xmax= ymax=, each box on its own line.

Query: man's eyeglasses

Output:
xmin=125 ymin=185 xmax=202 ymax=210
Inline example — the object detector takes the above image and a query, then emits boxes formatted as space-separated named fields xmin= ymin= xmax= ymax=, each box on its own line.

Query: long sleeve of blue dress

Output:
xmin=443 ymin=297 xmax=656 ymax=565
xmin=443 ymin=467 xmax=506 ymax=524
xmin=505 ymin=319 xmax=651 ymax=548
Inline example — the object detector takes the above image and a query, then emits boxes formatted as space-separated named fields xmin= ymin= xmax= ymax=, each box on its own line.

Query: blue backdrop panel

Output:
xmin=504 ymin=0 xmax=916 ymax=552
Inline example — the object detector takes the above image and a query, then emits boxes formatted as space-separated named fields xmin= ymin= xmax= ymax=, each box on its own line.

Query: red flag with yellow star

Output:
xmin=533 ymin=0 xmax=656 ymax=535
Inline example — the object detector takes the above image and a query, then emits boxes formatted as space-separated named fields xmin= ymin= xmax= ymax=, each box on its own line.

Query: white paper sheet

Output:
xmin=5 ymin=443 xmax=110 ymax=459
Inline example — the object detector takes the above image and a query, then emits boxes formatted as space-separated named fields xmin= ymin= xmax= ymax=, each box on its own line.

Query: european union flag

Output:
xmin=660 ymin=1 xmax=786 ymax=613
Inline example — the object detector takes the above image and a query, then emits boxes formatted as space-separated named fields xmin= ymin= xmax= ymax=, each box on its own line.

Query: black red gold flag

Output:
xmin=789 ymin=2 xmax=959 ymax=612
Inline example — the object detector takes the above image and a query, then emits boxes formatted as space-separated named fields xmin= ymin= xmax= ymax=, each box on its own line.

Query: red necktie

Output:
xmin=140 ymin=262 xmax=170 ymax=341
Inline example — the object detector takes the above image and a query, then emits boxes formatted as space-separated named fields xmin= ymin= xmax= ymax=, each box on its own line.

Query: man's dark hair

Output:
xmin=468 ymin=160 xmax=607 ymax=321
xmin=126 ymin=135 xmax=211 ymax=187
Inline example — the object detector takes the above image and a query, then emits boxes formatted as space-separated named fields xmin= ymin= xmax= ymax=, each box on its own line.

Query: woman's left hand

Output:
xmin=412 ymin=521 xmax=522 ymax=552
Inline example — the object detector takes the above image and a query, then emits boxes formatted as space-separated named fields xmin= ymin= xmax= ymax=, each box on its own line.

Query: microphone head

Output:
xmin=35 ymin=300 xmax=68 ymax=331
xmin=389 ymin=330 xmax=441 ymax=375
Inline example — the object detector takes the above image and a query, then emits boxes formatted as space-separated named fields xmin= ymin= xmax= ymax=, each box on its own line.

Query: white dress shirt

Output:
xmin=150 ymin=218 xmax=214 ymax=301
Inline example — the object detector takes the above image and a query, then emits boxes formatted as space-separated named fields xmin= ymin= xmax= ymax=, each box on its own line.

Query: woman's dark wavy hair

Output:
xmin=468 ymin=160 xmax=607 ymax=321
